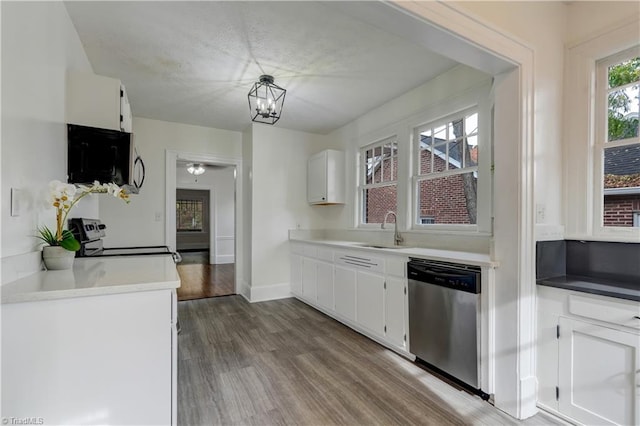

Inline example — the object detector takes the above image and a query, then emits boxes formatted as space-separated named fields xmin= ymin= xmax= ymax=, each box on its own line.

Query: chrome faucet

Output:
xmin=381 ymin=211 xmax=403 ymax=246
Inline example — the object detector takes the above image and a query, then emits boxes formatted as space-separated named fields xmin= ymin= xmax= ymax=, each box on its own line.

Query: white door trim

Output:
xmin=165 ymin=150 xmax=243 ymax=293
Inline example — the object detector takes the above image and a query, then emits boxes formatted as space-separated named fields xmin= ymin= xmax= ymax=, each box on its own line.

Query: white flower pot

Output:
xmin=42 ymin=246 xmax=75 ymax=270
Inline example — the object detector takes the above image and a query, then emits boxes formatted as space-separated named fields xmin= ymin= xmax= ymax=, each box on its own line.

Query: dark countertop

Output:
xmin=537 ymin=275 xmax=640 ymax=302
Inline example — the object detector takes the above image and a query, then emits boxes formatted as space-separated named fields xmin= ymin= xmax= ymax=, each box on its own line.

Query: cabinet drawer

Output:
xmin=290 ymin=242 xmax=305 ymax=256
xmin=317 ymin=248 xmax=334 ymax=262
xmin=569 ymin=294 xmax=640 ymax=330
xmin=335 ymin=252 xmax=384 ymax=274
xmin=303 ymin=245 xmax=318 ymax=258
xmin=385 ymin=258 xmax=407 ymax=278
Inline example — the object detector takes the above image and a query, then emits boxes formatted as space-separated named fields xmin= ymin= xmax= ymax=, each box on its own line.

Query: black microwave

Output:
xmin=67 ymin=124 xmax=144 ymax=190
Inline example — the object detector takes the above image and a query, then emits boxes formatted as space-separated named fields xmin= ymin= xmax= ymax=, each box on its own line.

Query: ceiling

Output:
xmin=64 ymin=1 xmax=460 ymax=135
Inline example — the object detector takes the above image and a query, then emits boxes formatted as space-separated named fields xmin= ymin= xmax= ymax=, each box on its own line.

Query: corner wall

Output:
xmin=1 ymin=2 xmax=93 ymax=282
xmin=247 ymin=124 xmax=332 ymax=300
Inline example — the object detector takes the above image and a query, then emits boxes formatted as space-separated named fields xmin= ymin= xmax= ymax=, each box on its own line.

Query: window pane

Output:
xmin=608 ymin=57 xmax=640 ymax=90
xmin=416 ymin=173 xmax=477 ymax=225
xmin=176 ymin=200 xmax=204 ymax=231
xmin=431 ymin=142 xmax=448 ymax=172
xmin=363 ymin=185 xmax=397 ymax=224
xmin=603 ymin=143 xmax=640 ymax=227
xmin=607 ymin=57 xmax=639 ymax=142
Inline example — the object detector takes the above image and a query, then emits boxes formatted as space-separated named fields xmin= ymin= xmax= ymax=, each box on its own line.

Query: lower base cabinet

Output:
xmin=2 ymin=289 xmax=176 ymax=425
xmin=291 ymin=243 xmax=408 ymax=354
xmin=356 ymin=270 xmax=385 ymax=335
xmin=334 ymin=266 xmax=356 ymax=322
xmin=558 ymin=317 xmax=639 ymax=426
xmin=537 ymin=286 xmax=640 ymax=426
xmin=385 ymin=276 xmax=407 ymax=348
xmin=316 ymin=262 xmax=334 ymax=310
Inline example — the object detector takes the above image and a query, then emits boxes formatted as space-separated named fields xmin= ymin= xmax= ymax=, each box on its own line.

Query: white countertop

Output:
xmin=1 ymin=255 xmax=180 ymax=304
xmin=290 ymin=238 xmax=497 ymax=267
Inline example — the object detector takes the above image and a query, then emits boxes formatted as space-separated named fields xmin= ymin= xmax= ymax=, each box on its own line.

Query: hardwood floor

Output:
xmin=176 ymin=251 xmax=235 ymax=301
xmin=177 ymin=296 xmax=564 ymax=425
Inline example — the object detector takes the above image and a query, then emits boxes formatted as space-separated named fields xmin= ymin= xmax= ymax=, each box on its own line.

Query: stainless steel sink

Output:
xmin=353 ymin=243 xmax=409 ymax=250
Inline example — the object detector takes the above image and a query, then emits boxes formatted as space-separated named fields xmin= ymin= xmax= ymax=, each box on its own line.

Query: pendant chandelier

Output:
xmin=247 ymin=75 xmax=286 ymax=125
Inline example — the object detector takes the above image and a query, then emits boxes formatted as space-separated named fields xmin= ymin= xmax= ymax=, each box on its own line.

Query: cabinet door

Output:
xmin=316 ymin=262 xmax=334 ymax=310
xmin=559 ymin=317 xmax=639 ymax=426
xmin=290 ymin=254 xmax=303 ymax=296
xmin=302 ymin=258 xmax=317 ymax=301
xmin=385 ymin=276 xmax=406 ymax=348
xmin=1 ymin=291 xmax=172 ymax=424
xmin=334 ymin=266 xmax=356 ymax=321
xmin=307 ymin=152 xmax=327 ymax=203
xmin=356 ymin=271 xmax=385 ymax=336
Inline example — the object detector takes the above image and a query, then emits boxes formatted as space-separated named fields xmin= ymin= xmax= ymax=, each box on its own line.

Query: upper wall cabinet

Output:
xmin=307 ymin=149 xmax=345 ymax=205
xmin=66 ymin=71 xmax=133 ymax=133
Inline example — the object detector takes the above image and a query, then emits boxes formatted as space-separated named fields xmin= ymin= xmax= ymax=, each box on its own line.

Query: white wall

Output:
xmin=565 ymin=1 xmax=640 ymax=46
xmin=99 ymin=117 xmax=241 ymax=247
xmin=1 ymin=2 xmax=93 ymax=281
xmin=248 ymin=124 xmax=331 ymax=295
xmin=176 ymin=166 xmax=235 ymax=263
xmin=241 ymin=126 xmax=253 ymax=297
xmin=455 ymin=1 xmax=568 ymax=241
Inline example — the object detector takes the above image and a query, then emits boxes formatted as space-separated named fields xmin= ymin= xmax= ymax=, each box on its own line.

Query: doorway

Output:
xmin=174 ymin=161 xmax=236 ymax=301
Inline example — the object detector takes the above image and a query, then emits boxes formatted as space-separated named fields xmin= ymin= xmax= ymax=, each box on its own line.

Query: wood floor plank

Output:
xmin=176 ymin=255 xmax=235 ymax=301
xmin=177 ymin=296 xmax=565 ymax=426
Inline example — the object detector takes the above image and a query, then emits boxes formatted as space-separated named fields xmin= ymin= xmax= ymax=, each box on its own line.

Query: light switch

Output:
xmin=155 ymin=212 xmax=162 ymax=222
xmin=11 ymin=188 xmax=22 ymax=217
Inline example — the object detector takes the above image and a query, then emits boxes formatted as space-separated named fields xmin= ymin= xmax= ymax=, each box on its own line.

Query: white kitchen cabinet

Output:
xmin=385 ymin=276 xmax=407 ymax=348
xmin=2 ymin=289 xmax=176 ymax=425
xmin=290 ymin=254 xmax=303 ymax=296
xmin=334 ymin=266 xmax=357 ymax=322
xmin=67 ymin=71 xmax=133 ymax=132
xmin=302 ymin=257 xmax=318 ymax=301
xmin=537 ymin=285 xmax=640 ymax=425
xmin=316 ymin=261 xmax=334 ymax=310
xmin=307 ymin=149 xmax=345 ymax=205
xmin=356 ymin=270 xmax=385 ymax=336
xmin=559 ymin=317 xmax=639 ymax=426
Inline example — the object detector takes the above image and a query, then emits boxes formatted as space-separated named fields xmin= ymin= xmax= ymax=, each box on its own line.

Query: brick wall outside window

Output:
xmin=604 ymin=194 xmax=640 ymax=227
xmin=364 ymin=152 xmax=475 ymax=224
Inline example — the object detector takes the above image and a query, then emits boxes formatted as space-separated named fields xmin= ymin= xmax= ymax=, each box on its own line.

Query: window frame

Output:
xmin=357 ymin=135 xmax=399 ymax=227
xmin=593 ymin=46 xmax=640 ymax=238
xmin=411 ymin=106 xmax=490 ymax=232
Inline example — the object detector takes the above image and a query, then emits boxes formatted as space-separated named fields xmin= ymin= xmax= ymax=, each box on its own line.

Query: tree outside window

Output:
xmin=600 ymin=52 xmax=640 ymax=228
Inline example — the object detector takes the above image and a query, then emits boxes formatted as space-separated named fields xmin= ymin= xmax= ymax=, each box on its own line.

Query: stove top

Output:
xmin=69 ymin=218 xmax=181 ymax=263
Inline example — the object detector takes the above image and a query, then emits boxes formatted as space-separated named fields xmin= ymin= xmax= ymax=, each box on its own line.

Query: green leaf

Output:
xmin=59 ymin=230 xmax=80 ymax=252
xmin=36 ymin=226 xmax=58 ymax=246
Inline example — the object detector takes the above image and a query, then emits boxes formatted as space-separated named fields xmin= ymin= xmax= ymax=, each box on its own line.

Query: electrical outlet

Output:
xmin=155 ymin=212 xmax=162 ymax=222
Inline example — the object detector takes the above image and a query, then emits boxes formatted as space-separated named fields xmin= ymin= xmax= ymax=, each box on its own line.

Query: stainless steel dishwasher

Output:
xmin=408 ymin=258 xmax=486 ymax=398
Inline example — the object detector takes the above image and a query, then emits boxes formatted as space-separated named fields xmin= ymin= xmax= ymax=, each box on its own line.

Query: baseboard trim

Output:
xmin=214 ymin=255 xmax=235 ymax=264
xmin=238 ymin=281 xmax=251 ymax=303
xmin=249 ymin=282 xmax=291 ymax=303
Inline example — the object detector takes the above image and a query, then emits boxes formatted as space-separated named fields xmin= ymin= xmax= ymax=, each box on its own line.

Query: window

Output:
xmin=176 ymin=199 xmax=204 ymax=232
xmin=359 ymin=137 xmax=398 ymax=224
xmin=413 ymin=109 xmax=479 ymax=226
xmin=596 ymin=48 xmax=640 ymax=229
